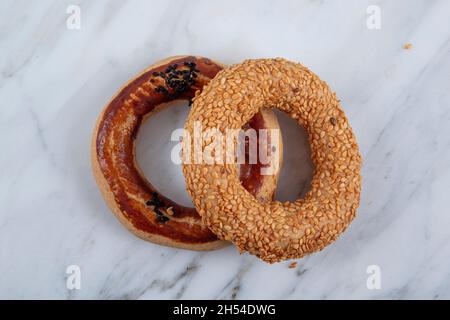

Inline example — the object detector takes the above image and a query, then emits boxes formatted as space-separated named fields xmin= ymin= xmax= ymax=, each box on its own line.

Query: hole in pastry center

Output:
xmin=136 ymin=102 xmax=313 ymax=206
xmin=136 ymin=100 xmax=258 ymax=207
xmin=136 ymin=100 xmax=195 ymax=208
xmin=273 ymin=110 xmax=313 ymax=201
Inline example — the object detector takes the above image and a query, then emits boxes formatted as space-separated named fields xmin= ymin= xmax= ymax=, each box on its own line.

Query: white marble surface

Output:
xmin=1 ymin=0 xmax=450 ymax=299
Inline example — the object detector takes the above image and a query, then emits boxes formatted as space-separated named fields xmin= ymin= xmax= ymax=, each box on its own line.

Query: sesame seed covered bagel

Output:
xmin=92 ymin=56 xmax=283 ymax=251
xmin=183 ymin=58 xmax=362 ymax=262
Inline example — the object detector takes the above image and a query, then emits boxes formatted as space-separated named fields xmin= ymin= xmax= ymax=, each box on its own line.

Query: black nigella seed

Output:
xmin=155 ymin=86 xmax=168 ymax=94
xmin=184 ymin=61 xmax=196 ymax=69
xmin=152 ymin=62 xmax=198 ymax=98
xmin=152 ymin=71 xmax=159 ymax=77
xmin=146 ymin=192 xmax=164 ymax=208
xmin=156 ymin=215 xmax=169 ymax=224
xmin=154 ymin=194 xmax=164 ymax=206
xmin=157 ymin=87 xmax=168 ymax=94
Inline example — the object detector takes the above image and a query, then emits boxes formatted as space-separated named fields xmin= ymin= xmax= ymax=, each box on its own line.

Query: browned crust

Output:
xmin=91 ymin=56 xmax=283 ymax=251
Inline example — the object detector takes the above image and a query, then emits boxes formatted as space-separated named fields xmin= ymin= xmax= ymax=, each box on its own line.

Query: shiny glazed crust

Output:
xmin=91 ymin=56 xmax=283 ymax=251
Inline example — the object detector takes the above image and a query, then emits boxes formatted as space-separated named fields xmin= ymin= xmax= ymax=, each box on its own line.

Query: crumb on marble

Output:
xmin=403 ymin=43 xmax=413 ymax=50
xmin=289 ymin=261 xmax=297 ymax=269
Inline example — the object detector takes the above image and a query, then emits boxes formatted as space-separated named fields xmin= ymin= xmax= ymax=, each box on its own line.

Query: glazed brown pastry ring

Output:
xmin=91 ymin=56 xmax=282 ymax=251
xmin=183 ymin=58 xmax=362 ymax=262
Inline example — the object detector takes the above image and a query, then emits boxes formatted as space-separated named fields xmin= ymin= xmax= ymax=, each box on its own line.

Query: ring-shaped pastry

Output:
xmin=183 ymin=58 xmax=362 ymax=262
xmin=92 ymin=56 xmax=282 ymax=251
